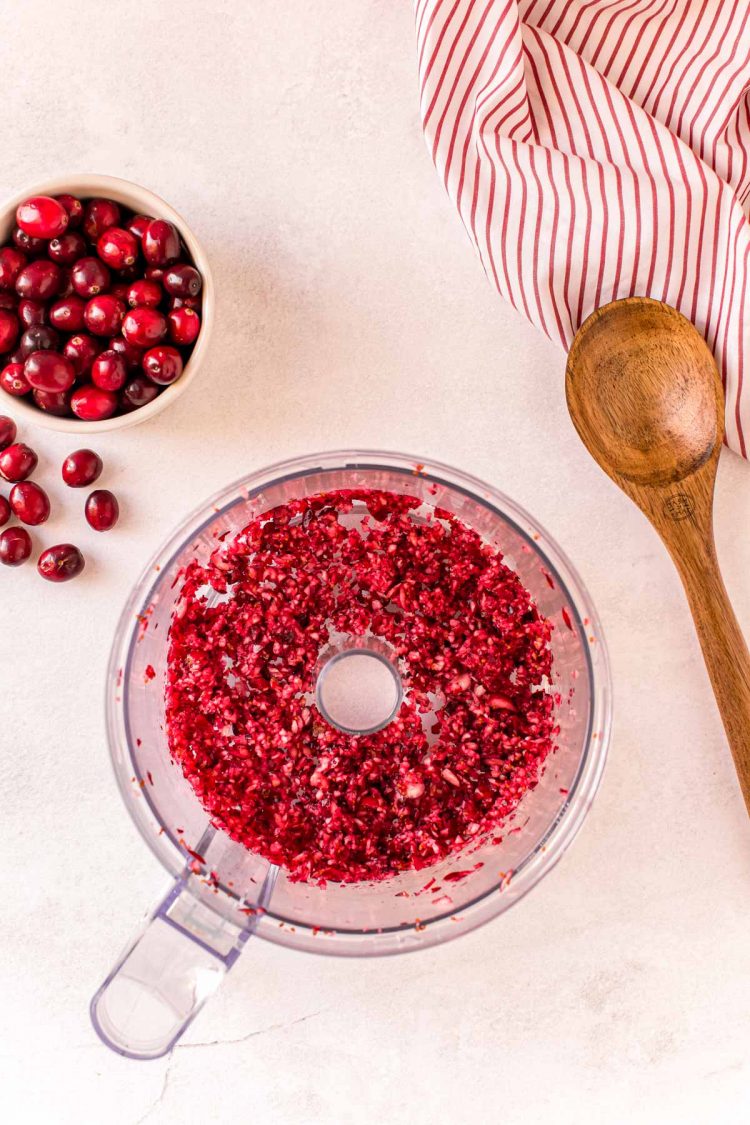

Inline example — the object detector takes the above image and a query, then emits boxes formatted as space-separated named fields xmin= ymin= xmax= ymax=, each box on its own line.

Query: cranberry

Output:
xmin=16 ymin=195 xmax=69 ymax=240
xmin=7 ymin=348 xmax=24 ymax=364
xmin=15 ymin=260 xmax=61 ymax=301
xmin=108 ymin=335 xmax=142 ymax=370
xmin=110 ymin=281 xmax=132 ymax=302
xmin=168 ymin=306 xmax=200 ymax=346
xmin=0 ymin=494 xmax=9 ymax=526
xmin=121 ymin=375 xmax=159 ymax=411
xmin=56 ymin=194 xmax=84 ymax=228
xmin=0 ymin=292 xmax=18 ymax=311
xmin=19 ymin=324 xmax=60 ymax=357
xmin=144 ymin=266 xmax=165 ymax=282
xmin=62 ymin=448 xmax=102 ymax=487
xmin=0 ymin=310 xmax=19 ymax=353
xmin=126 ymin=214 xmax=151 ymax=240
xmin=71 ymin=256 xmax=110 ymax=298
xmin=10 ymin=480 xmax=50 ymax=525
xmin=97 ymin=227 xmax=137 ymax=270
xmin=163 ymin=264 xmax=202 ymax=298
xmin=63 ymin=334 xmax=100 ymax=378
xmin=127 ymin=279 xmax=162 ymax=308
xmin=0 ymin=442 xmax=37 ymax=481
xmin=48 ymin=231 xmax=87 ymax=265
xmin=84 ymin=294 xmax=125 ymax=337
xmin=142 ymin=220 xmax=180 ymax=266
xmin=0 ymin=416 xmax=16 ymax=448
xmin=12 ymin=227 xmax=46 ymax=256
xmin=0 ymin=247 xmax=27 ymax=289
xmin=169 ymin=294 xmax=201 ymax=310
xmin=82 ymin=198 xmax=121 ymax=242
xmin=70 ymin=384 xmax=117 ymax=421
xmin=18 ymin=299 xmax=47 ymax=328
xmin=142 ymin=345 xmax=183 ymax=385
xmin=48 ymin=296 xmax=86 ymax=333
xmin=0 ymin=363 xmax=30 ymax=396
xmin=85 ymin=488 xmax=119 ymax=531
xmin=122 ymin=307 xmax=166 ymax=348
xmin=38 ymin=543 xmax=84 ymax=582
xmin=24 ymin=350 xmax=75 ymax=393
xmin=116 ymin=262 xmax=140 ymax=282
xmin=33 ymin=387 xmax=71 ymax=416
xmin=0 ymin=526 xmax=31 ymax=566
xmin=91 ymin=350 xmax=127 ymax=391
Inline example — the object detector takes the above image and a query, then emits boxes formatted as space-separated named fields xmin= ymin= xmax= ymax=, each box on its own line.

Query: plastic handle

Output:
xmin=90 ymin=879 xmax=250 ymax=1060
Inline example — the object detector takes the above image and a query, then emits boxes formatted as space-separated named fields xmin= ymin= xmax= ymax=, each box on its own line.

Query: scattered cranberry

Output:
xmin=55 ymin=194 xmax=83 ymax=228
xmin=24 ymin=350 xmax=75 ymax=393
xmin=0 ymin=441 xmax=37 ymax=481
xmin=10 ymin=480 xmax=50 ymax=525
xmin=91 ymin=350 xmax=127 ymax=391
xmin=0 ymin=494 xmax=9 ymax=526
xmin=122 ymin=307 xmax=166 ymax=348
xmin=108 ymin=335 xmax=143 ymax=370
xmin=18 ymin=298 xmax=47 ymax=328
xmin=48 ymin=296 xmax=86 ymax=333
xmin=0 ymin=525 xmax=32 ymax=566
xmin=0 ymin=309 xmax=19 ymax=353
xmin=97 ymin=227 xmax=138 ymax=270
xmin=62 ymin=448 xmax=102 ymax=487
xmin=84 ymin=294 xmax=125 ymax=336
xmin=142 ymin=345 xmax=183 ymax=385
xmin=0 ymin=416 xmax=16 ymax=449
xmin=121 ymin=374 xmax=159 ymax=411
xmin=63 ymin=334 xmax=100 ymax=378
xmin=142 ymin=220 xmax=180 ymax=266
xmin=15 ymin=260 xmax=61 ymax=301
xmin=38 ymin=543 xmax=84 ymax=582
xmin=19 ymin=324 xmax=60 ymax=357
xmin=0 ymin=363 xmax=30 ymax=396
xmin=33 ymin=387 xmax=71 ymax=416
xmin=163 ymin=264 xmax=202 ymax=298
xmin=127 ymin=279 xmax=162 ymax=308
xmin=82 ymin=198 xmax=121 ymax=242
xmin=85 ymin=488 xmax=119 ymax=531
xmin=0 ymin=247 xmax=27 ymax=289
xmin=13 ymin=227 xmax=46 ymax=256
xmin=71 ymin=256 xmax=110 ymax=298
xmin=48 ymin=231 xmax=87 ymax=265
xmin=16 ymin=196 xmax=69 ymax=240
xmin=70 ymin=384 xmax=117 ymax=421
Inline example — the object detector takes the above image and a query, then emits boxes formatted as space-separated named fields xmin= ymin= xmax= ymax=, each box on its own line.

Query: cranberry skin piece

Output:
xmin=0 ymin=310 xmax=19 ymax=353
xmin=13 ymin=227 xmax=46 ymax=256
xmin=167 ymin=306 xmax=200 ymax=346
xmin=108 ymin=335 xmax=143 ymax=370
xmin=122 ymin=307 xmax=166 ymax=348
xmin=70 ymin=384 xmax=118 ymax=421
xmin=0 ymin=525 xmax=31 ymax=566
xmin=16 ymin=195 xmax=69 ymax=240
xmin=163 ymin=264 xmax=202 ymax=298
xmin=85 ymin=488 xmax=119 ymax=531
xmin=0 ymin=363 xmax=30 ymax=396
xmin=55 ymin=194 xmax=83 ymax=228
xmin=84 ymin=294 xmax=126 ymax=337
xmin=0 ymin=247 xmax=27 ymax=289
xmin=48 ymin=296 xmax=86 ymax=333
xmin=33 ymin=387 xmax=72 ymax=416
xmin=0 ymin=494 xmax=9 ymax=526
xmin=121 ymin=375 xmax=159 ymax=411
xmin=18 ymin=299 xmax=47 ymax=328
xmin=91 ymin=350 xmax=127 ymax=391
xmin=142 ymin=220 xmax=180 ymax=266
xmin=0 ymin=416 xmax=16 ymax=449
xmin=71 ymin=256 xmax=110 ymax=298
xmin=19 ymin=324 xmax=60 ymax=357
xmin=127 ymin=279 xmax=162 ymax=308
xmin=142 ymin=345 xmax=183 ymax=386
xmin=97 ymin=227 xmax=138 ymax=270
xmin=63 ymin=334 xmax=100 ymax=378
xmin=126 ymin=214 xmax=151 ymax=240
xmin=15 ymin=260 xmax=61 ymax=301
xmin=0 ymin=442 xmax=37 ymax=481
xmin=82 ymin=198 xmax=121 ymax=242
xmin=24 ymin=350 xmax=75 ymax=393
xmin=38 ymin=543 xmax=85 ymax=582
xmin=10 ymin=480 xmax=50 ymax=525
xmin=62 ymin=448 xmax=102 ymax=487
xmin=48 ymin=231 xmax=87 ymax=265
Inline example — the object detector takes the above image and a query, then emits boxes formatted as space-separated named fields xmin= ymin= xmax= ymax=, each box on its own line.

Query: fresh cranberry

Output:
xmin=10 ymin=480 xmax=50 ymax=525
xmin=163 ymin=263 xmax=202 ymax=298
xmin=91 ymin=350 xmax=127 ymax=391
xmin=82 ymin=198 xmax=121 ymax=242
xmin=121 ymin=375 xmax=159 ymax=411
xmin=38 ymin=543 xmax=85 ymax=582
xmin=0 ymin=495 xmax=9 ymax=526
xmin=127 ymin=279 xmax=162 ymax=308
xmin=0 ymin=292 xmax=18 ymax=311
xmin=84 ymin=294 xmax=125 ymax=337
xmin=0 ymin=416 xmax=16 ymax=449
xmin=16 ymin=195 xmax=69 ymax=239
xmin=169 ymin=294 xmax=201 ymax=310
xmin=168 ymin=306 xmax=200 ymax=346
xmin=122 ymin=307 xmax=166 ymax=348
xmin=0 ymin=363 xmax=30 ymax=396
xmin=7 ymin=348 xmax=24 ymax=364
xmin=48 ymin=296 xmax=86 ymax=333
xmin=116 ymin=261 xmax=140 ymax=282
xmin=12 ymin=227 xmax=46 ymax=256
xmin=18 ymin=299 xmax=47 ymax=328
xmin=48 ymin=231 xmax=87 ymax=265
xmin=108 ymin=335 xmax=143 ymax=370
xmin=85 ymin=488 xmax=119 ymax=531
xmin=110 ymin=281 xmax=132 ymax=302
xmin=63 ymin=334 xmax=100 ymax=378
xmin=126 ymin=214 xmax=151 ymax=240
xmin=24 ymin=350 xmax=75 ymax=393
xmin=142 ymin=345 xmax=183 ymax=385
xmin=70 ymin=384 xmax=118 ymax=421
xmin=33 ymin=387 xmax=72 ymax=416
xmin=142 ymin=220 xmax=180 ymax=266
xmin=19 ymin=324 xmax=60 ymax=357
xmin=55 ymin=194 xmax=84 ymax=228
xmin=0 ymin=526 xmax=31 ymax=566
xmin=0 ymin=442 xmax=37 ymax=481
xmin=0 ymin=247 xmax=27 ymax=289
xmin=97 ymin=227 xmax=138 ymax=270
xmin=56 ymin=268 xmax=74 ymax=299
xmin=71 ymin=256 xmax=110 ymax=298
xmin=144 ymin=266 xmax=165 ymax=282
xmin=0 ymin=310 xmax=19 ymax=353
xmin=62 ymin=448 xmax=102 ymax=487
xmin=15 ymin=260 xmax=61 ymax=301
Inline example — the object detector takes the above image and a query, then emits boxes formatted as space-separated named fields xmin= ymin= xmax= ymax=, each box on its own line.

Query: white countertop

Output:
xmin=1 ymin=3 xmax=748 ymax=1122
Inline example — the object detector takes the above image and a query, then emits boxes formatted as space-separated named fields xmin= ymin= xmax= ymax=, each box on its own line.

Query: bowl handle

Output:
xmin=90 ymin=878 xmax=254 ymax=1059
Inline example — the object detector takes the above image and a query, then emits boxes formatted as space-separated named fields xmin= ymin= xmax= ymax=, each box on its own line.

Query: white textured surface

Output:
xmin=0 ymin=3 xmax=748 ymax=1122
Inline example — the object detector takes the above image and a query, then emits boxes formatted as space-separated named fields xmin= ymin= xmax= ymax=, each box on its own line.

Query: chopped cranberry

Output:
xmin=15 ymin=260 xmax=61 ymax=301
xmin=0 ymin=310 xmax=19 ymax=353
xmin=71 ymin=256 xmax=110 ymax=298
xmin=108 ymin=335 xmax=143 ymax=370
xmin=97 ymin=227 xmax=138 ymax=270
xmin=12 ymin=227 xmax=46 ymax=256
xmin=122 ymin=307 xmax=166 ymax=348
xmin=0 ymin=494 xmax=9 ymax=526
xmin=0 ymin=525 xmax=32 ymax=566
xmin=127 ymin=214 xmax=151 ymax=240
xmin=85 ymin=488 xmax=119 ymax=531
xmin=63 ymin=334 xmax=100 ymax=378
xmin=55 ymin=194 xmax=84 ymax=228
xmin=142 ymin=220 xmax=180 ymax=266
xmin=24 ymin=350 xmax=75 ymax=393
xmin=163 ymin=264 xmax=202 ymax=298
xmin=48 ymin=296 xmax=86 ymax=333
xmin=19 ymin=324 xmax=60 ymax=357
xmin=38 ymin=543 xmax=85 ymax=582
xmin=167 ymin=306 xmax=200 ymax=346
xmin=121 ymin=374 xmax=159 ymax=411
xmin=84 ymin=294 xmax=125 ymax=337
xmin=70 ymin=384 xmax=118 ymax=421
xmin=16 ymin=195 xmax=69 ymax=240
xmin=10 ymin=480 xmax=50 ymax=525
xmin=62 ymin=449 xmax=102 ymax=487
xmin=142 ymin=345 xmax=183 ymax=385
xmin=127 ymin=279 xmax=162 ymax=308
xmin=18 ymin=299 xmax=47 ymax=328
xmin=0 ymin=416 xmax=16 ymax=449
xmin=0 ymin=442 xmax=37 ymax=481
xmin=0 ymin=363 xmax=30 ymax=396
xmin=33 ymin=387 xmax=72 ymax=416
xmin=91 ymin=350 xmax=127 ymax=391
xmin=48 ymin=231 xmax=87 ymax=265
xmin=0 ymin=247 xmax=27 ymax=289
xmin=82 ymin=198 xmax=121 ymax=242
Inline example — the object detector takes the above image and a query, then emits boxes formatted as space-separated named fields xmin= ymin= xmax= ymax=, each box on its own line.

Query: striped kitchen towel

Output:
xmin=416 ymin=0 xmax=750 ymax=454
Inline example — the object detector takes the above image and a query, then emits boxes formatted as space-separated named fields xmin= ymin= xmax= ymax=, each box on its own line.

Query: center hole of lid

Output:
xmin=316 ymin=650 xmax=402 ymax=735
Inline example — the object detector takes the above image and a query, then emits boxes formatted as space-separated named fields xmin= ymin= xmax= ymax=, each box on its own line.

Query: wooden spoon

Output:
xmin=566 ymin=296 xmax=750 ymax=815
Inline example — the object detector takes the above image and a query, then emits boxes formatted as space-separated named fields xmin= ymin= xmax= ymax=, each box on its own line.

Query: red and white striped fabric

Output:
xmin=416 ymin=0 xmax=750 ymax=455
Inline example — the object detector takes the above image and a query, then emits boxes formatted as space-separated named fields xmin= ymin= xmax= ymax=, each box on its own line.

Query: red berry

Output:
xmin=144 ymin=265 xmax=165 ymax=283
xmin=91 ymin=350 xmax=127 ymax=391
xmin=38 ymin=543 xmax=85 ymax=582
xmin=48 ymin=231 xmax=87 ymax=265
xmin=63 ymin=334 xmax=100 ymax=378
xmin=121 ymin=375 xmax=159 ymax=411
xmin=16 ymin=195 xmax=69 ymax=240
xmin=10 ymin=480 xmax=50 ymax=525
xmin=85 ymin=294 xmax=125 ymax=337
xmin=82 ymin=198 xmax=121 ymax=242
xmin=0 ymin=442 xmax=37 ymax=481
xmin=108 ymin=335 xmax=143 ymax=370
xmin=0 ymin=363 xmax=30 ymax=397
xmin=97 ymin=227 xmax=138 ymax=269
xmin=62 ymin=448 xmax=102 ymax=487
xmin=127 ymin=279 xmax=162 ymax=308
xmin=0 ymin=495 xmax=9 ymax=526
xmin=15 ymin=260 xmax=61 ymax=301
xmin=0 ymin=416 xmax=16 ymax=449
xmin=126 ymin=214 xmax=151 ymax=240
xmin=18 ymin=299 xmax=47 ymax=328
xmin=13 ymin=227 xmax=46 ymax=256
xmin=70 ymin=384 xmax=118 ymax=421
xmin=142 ymin=345 xmax=183 ymax=385
xmin=167 ymin=306 xmax=200 ymax=346
xmin=85 ymin=488 xmax=119 ymax=531
xmin=49 ymin=296 xmax=87 ymax=333
xmin=163 ymin=263 xmax=202 ymax=298
xmin=122 ymin=307 xmax=166 ymax=348
xmin=0 ymin=310 xmax=19 ymax=353
xmin=0 ymin=525 xmax=32 ymax=566
xmin=24 ymin=350 xmax=75 ymax=393
xmin=142 ymin=220 xmax=180 ymax=266
xmin=55 ymin=194 xmax=84 ymax=228
xmin=0 ymin=247 xmax=27 ymax=289
xmin=0 ymin=292 xmax=18 ymax=311
xmin=71 ymin=256 xmax=110 ymax=298
xmin=110 ymin=281 xmax=132 ymax=302
xmin=19 ymin=324 xmax=60 ymax=357
xmin=33 ymin=387 xmax=72 ymax=416
xmin=169 ymin=294 xmax=201 ymax=311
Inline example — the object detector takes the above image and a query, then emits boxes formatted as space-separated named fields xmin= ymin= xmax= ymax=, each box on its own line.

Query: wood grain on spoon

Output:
xmin=566 ymin=296 xmax=750 ymax=816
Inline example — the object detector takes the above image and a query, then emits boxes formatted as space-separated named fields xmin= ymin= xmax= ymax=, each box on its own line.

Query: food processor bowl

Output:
xmin=91 ymin=451 xmax=612 ymax=1059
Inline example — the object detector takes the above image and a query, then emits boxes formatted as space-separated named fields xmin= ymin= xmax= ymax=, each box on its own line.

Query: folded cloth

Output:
xmin=416 ymin=1 xmax=750 ymax=454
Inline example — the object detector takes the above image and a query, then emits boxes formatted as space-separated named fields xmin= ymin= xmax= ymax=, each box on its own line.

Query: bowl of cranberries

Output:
xmin=0 ymin=175 xmax=213 ymax=431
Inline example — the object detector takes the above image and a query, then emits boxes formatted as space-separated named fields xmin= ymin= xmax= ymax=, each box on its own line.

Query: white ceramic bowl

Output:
xmin=0 ymin=174 xmax=214 ymax=433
